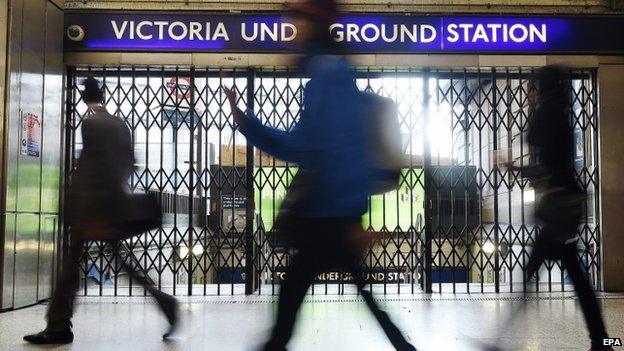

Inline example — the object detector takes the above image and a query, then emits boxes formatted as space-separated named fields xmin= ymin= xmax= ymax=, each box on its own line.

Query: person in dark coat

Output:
xmin=501 ymin=65 xmax=612 ymax=351
xmin=24 ymin=77 xmax=178 ymax=345
xmin=225 ymin=1 xmax=416 ymax=350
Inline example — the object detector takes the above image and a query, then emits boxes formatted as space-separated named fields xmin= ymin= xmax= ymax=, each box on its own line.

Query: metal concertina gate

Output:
xmin=64 ymin=65 xmax=600 ymax=296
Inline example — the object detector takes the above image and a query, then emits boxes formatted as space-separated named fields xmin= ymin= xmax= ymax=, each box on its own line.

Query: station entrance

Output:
xmin=65 ymin=66 xmax=600 ymax=296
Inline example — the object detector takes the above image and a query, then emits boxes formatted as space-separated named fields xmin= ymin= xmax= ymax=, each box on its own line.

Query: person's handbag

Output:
xmin=534 ymin=186 xmax=585 ymax=251
xmin=116 ymin=192 xmax=163 ymax=239
xmin=273 ymin=170 xmax=313 ymax=248
xmin=73 ymin=192 xmax=162 ymax=241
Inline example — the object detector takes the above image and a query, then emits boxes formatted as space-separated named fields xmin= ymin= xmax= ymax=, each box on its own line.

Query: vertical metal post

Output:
xmin=462 ymin=69 xmax=472 ymax=293
xmin=197 ymin=127 xmax=203 ymax=204
xmin=245 ymin=68 xmax=256 ymax=295
xmin=195 ymin=73 xmax=204 ymax=293
xmin=591 ymin=69 xmax=601 ymax=290
xmin=491 ymin=69 xmax=501 ymax=293
xmin=423 ymin=70 xmax=433 ymax=293
xmin=60 ymin=68 xmax=75 ymax=292
xmin=188 ymin=68 xmax=196 ymax=296
xmin=114 ymin=68 xmax=121 ymax=297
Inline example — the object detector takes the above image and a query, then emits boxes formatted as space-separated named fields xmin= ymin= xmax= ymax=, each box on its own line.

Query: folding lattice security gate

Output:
xmin=65 ymin=66 xmax=600 ymax=296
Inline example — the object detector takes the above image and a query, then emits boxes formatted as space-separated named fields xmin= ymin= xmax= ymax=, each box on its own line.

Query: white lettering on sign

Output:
xmin=112 ymin=20 xmax=128 ymax=39
xmin=420 ymin=24 xmax=437 ymax=43
xmin=241 ymin=22 xmax=297 ymax=42
xmin=273 ymin=271 xmax=415 ymax=283
xmin=155 ymin=21 xmax=168 ymax=39
xmin=214 ymin=23 xmax=229 ymax=41
xmin=487 ymin=24 xmax=502 ymax=42
xmin=329 ymin=24 xmax=343 ymax=41
xmin=459 ymin=23 xmax=474 ymax=42
xmin=446 ymin=24 xmax=460 ymax=43
xmin=345 ymin=23 xmax=360 ymax=42
xmin=111 ymin=20 xmax=232 ymax=41
xmin=446 ymin=23 xmax=547 ymax=43
xmin=281 ymin=23 xmax=297 ymax=42
xmin=531 ymin=24 xmax=547 ymax=42
xmin=107 ymin=19 xmax=548 ymax=46
xmin=361 ymin=23 xmax=380 ymax=43
xmin=169 ymin=21 xmax=187 ymax=41
xmin=137 ymin=21 xmax=153 ymax=40
xmin=380 ymin=24 xmax=398 ymax=42
xmin=241 ymin=22 xmax=256 ymax=41
xmin=260 ymin=23 xmax=278 ymax=42
xmin=189 ymin=22 xmax=202 ymax=40
xmin=509 ymin=24 xmax=528 ymax=42
xmin=473 ymin=24 xmax=489 ymax=42
xmin=330 ymin=23 xmax=435 ymax=43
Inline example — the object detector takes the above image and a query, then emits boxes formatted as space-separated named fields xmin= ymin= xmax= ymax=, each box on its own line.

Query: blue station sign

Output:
xmin=64 ymin=12 xmax=624 ymax=54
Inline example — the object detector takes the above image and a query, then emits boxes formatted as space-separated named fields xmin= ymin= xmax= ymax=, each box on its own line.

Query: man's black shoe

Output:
xmin=23 ymin=329 xmax=74 ymax=345
xmin=155 ymin=292 xmax=179 ymax=340
xmin=397 ymin=342 xmax=418 ymax=351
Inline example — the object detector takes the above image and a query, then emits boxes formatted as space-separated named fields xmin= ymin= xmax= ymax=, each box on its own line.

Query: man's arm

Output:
xmin=224 ymin=87 xmax=312 ymax=165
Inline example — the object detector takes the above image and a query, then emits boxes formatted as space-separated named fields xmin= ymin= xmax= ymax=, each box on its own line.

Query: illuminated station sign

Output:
xmin=65 ymin=13 xmax=624 ymax=54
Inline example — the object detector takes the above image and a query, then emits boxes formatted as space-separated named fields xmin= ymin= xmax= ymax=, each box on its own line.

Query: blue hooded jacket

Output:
xmin=239 ymin=56 xmax=373 ymax=218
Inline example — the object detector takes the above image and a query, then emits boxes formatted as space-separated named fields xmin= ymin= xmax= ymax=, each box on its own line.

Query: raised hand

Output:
xmin=224 ymin=86 xmax=237 ymax=106
xmin=222 ymin=85 xmax=246 ymax=126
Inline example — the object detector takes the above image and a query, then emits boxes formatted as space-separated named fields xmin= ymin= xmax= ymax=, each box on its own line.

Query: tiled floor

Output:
xmin=1 ymin=293 xmax=623 ymax=351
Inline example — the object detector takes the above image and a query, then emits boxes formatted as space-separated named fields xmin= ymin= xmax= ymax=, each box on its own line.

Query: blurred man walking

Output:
xmin=501 ymin=65 xmax=612 ymax=351
xmin=225 ymin=1 xmax=416 ymax=350
xmin=24 ymin=78 xmax=178 ymax=345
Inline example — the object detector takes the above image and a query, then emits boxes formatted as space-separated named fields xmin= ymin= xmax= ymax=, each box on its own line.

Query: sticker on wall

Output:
xmin=20 ymin=113 xmax=41 ymax=158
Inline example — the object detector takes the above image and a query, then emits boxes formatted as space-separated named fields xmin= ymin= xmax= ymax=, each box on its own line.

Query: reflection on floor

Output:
xmin=1 ymin=293 xmax=623 ymax=351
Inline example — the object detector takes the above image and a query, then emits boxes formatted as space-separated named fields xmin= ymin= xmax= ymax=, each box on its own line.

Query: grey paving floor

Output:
xmin=1 ymin=293 xmax=623 ymax=351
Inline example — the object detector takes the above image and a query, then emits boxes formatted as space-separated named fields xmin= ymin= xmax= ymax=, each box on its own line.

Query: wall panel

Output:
xmin=1 ymin=214 xmax=16 ymax=310
xmin=41 ymin=2 xmax=63 ymax=214
xmin=12 ymin=214 xmax=39 ymax=308
xmin=599 ymin=64 xmax=624 ymax=292
xmin=16 ymin=0 xmax=45 ymax=214
xmin=4 ymin=0 xmax=23 ymax=213
xmin=37 ymin=215 xmax=57 ymax=300
xmin=1 ymin=0 xmax=64 ymax=310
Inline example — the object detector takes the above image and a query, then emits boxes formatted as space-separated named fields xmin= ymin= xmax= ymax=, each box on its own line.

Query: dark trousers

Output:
xmin=47 ymin=234 xmax=169 ymax=330
xmin=264 ymin=217 xmax=413 ymax=351
xmin=526 ymin=234 xmax=609 ymax=349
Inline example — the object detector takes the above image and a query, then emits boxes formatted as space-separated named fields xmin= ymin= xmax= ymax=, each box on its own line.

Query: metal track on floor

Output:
xmin=65 ymin=293 xmax=624 ymax=306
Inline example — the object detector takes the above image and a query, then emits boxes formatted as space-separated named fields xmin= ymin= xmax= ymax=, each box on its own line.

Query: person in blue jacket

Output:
xmin=225 ymin=1 xmax=416 ymax=350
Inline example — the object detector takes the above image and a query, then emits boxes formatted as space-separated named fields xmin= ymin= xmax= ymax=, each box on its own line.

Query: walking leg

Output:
xmin=24 ymin=234 xmax=83 ymax=344
xmin=111 ymin=241 xmax=159 ymax=295
xmin=112 ymin=241 xmax=178 ymax=338
xmin=484 ymin=236 xmax=548 ymax=351
xmin=263 ymin=248 xmax=318 ymax=351
xmin=353 ymin=269 xmax=416 ymax=351
xmin=46 ymin=234 xmax=84 ymax=331
xmin=561 ymin=244 xmax=609 ymax=349
xmin=339 ymin=226 xmax=416 ymax=351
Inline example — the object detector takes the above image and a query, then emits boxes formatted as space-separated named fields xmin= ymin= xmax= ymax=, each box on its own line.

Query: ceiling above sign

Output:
xmin=64 ymin=12 xmax=624 ymax=54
